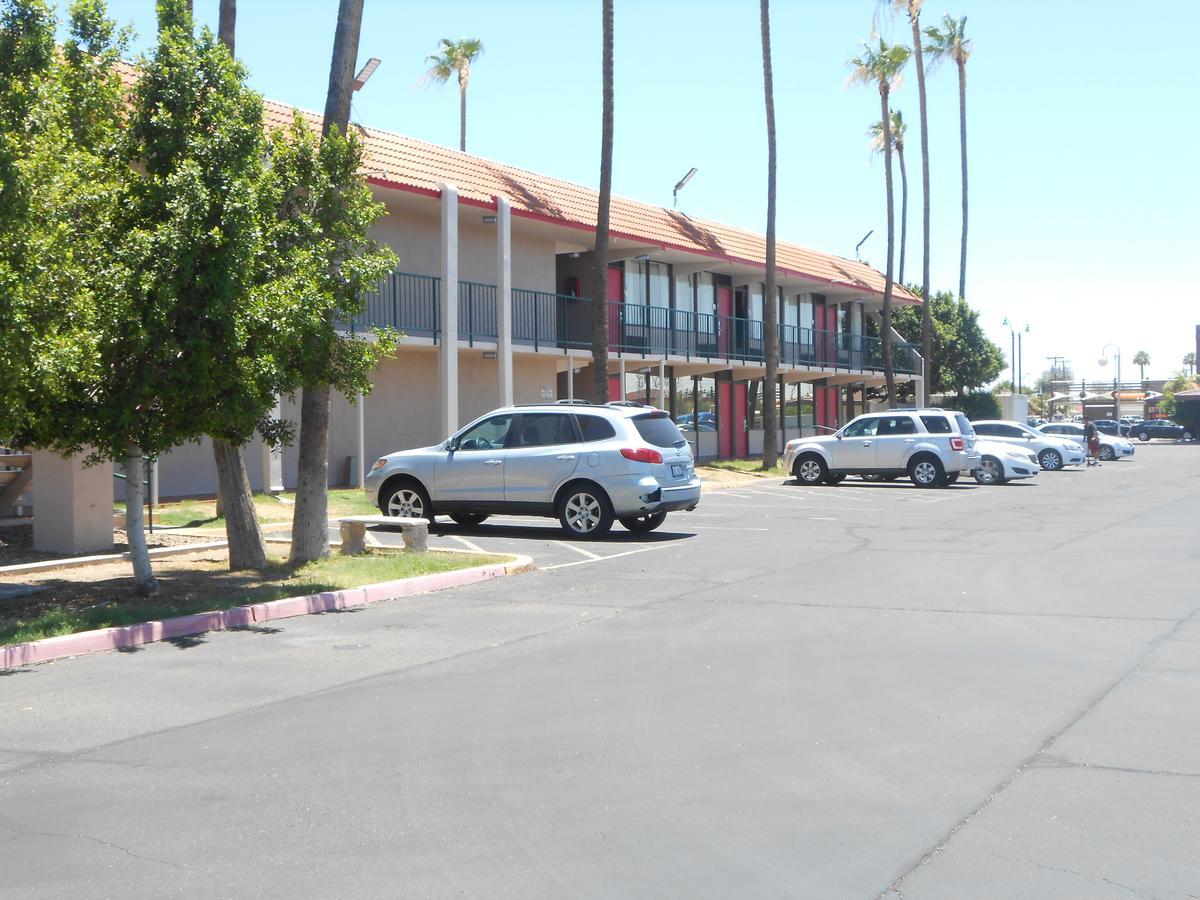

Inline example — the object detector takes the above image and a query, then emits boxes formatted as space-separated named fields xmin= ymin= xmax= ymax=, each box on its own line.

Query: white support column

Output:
xmin=495 ymin=195 xmax=514 ymax=407
xmin=657 ymin=359 xmax=666 ymax=409
xmin=440 ymin=183 xmax=460 ymax=436
xmin=150 ymin=458 xmax=159 ymax=507
xmin=567 ymin=355 xmax=574 ymax=400
xmin=261 ymin=395 xmax=285 ymax=492
xmin=356 ymin=391 xmax=366 ymax=489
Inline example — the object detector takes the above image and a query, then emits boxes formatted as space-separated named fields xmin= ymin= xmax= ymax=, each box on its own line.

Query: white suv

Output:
xmin=783 ymin=409 xmax=980 ymax=488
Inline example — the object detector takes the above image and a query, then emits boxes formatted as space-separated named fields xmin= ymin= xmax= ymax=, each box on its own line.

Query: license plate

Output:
xmin=671 ymin=463 xmax=686 ymax=479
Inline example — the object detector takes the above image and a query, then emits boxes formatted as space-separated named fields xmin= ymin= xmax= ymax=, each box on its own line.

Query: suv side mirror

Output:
xmin=446 ymin=437 xmax=459 ymax=452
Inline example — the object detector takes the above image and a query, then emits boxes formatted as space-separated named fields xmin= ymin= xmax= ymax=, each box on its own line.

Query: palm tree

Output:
xmin=424 ymin=38 xmax=483 ymax=152
xmin=760 ymin=0 xmax=779 ymax=469
xmin=848 ymin=38 xmax=911 ymax=406
xmin=883 ymin=0 xmax=932 ymax=406
xmin=1184 ymin=352 xmax=1196 ymax=376
xmin=924 ymin=14 xmax=972 ymax=302
xmin=870 ymin=109 xmax=908 ymax=285
xmin=218 ymin=0 xmax=235 ymax=51
xmin=1132 ymin=350 xmax=1150 ymax=380
xmin=291 ymin=0 xmax=365 ymax=565
xmin=590 ymin=0 xmax=613 ymax=402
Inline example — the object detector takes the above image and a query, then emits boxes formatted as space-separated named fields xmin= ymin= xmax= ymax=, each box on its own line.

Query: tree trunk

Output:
xmin=760 ymin=0 xmax=778 ymax=469
xmin=291 ymin=0 xmax=363 ymax=565
xmin=590 ymin=0 xmax=614 ymax=403
xmin=957 ymin=57 xmax=968 ymax=301
xmin=880 ymin=85 xmax=897 ymax=407
xmin=911 ymin=11 xmax=932 ymax=406
xmin=213 ymin=438 xmax=268 ymax=571
xmin=218 ymin=0 xmax=236 ymax=52
xmin=290 ymin=383 xmax=331 ymax=564
xmin=897 ymin=145 xmax=908 ymax=286
xmin=124 ymin=445 xmax=159 ymax=596
xmin=459 ymin=82 xmax=467 ymax=152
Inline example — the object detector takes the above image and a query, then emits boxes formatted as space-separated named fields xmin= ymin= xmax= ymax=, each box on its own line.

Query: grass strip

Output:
xmin=1 ymin=550 xmax=502 ymax=646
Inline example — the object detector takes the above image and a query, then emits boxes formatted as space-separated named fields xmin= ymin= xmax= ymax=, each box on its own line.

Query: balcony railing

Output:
xmin=349 ymin=271 xmax=918 ymax=375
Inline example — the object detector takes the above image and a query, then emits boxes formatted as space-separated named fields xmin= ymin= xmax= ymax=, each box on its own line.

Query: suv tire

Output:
xmin=558 ymin=483 xmax=614 ymax=539
xmin=449 ymin=513 xmax=489 ymax=527
xmin=619 ymin=511 xmax=667 ymax=533
xmin=942 ymin=472 xmax=960 ymax=486
xmin=909 ymin=456 xmax=944 ymax=488
xmin=793 ymin=455 xmax=827 ymax=486
xmin=382 ymin=480 xmax=432 ymax=520
xmin=1038 ymin=448 xmax=1063 ymax=471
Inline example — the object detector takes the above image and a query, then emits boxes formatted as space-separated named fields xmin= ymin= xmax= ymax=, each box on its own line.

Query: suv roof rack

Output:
xmin=606 ymin=400 xmax=653 ymax=408
xmin=887 ymin=407 xmax=946 ymax=412
xmin=514 ymin=400 xmax=600 ymax=407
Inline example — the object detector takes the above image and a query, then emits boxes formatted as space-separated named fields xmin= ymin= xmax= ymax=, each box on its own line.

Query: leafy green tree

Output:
xmin=423 ymin=37 xmax=483 ymax=152
xmin=1131 ymin=350 xmax=1150 ymax=380
xmin=1160 ymin=371 xmax=1199 ymax=418
xmin=848 ymin=37 xmax=911 ymax=406
xmin=893 ymin=289 xmax=1003 ymax=399
xmin=923 ymin=14 xmax=971 ymax=301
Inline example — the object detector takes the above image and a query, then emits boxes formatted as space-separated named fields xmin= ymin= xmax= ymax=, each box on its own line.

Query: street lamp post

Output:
xmin=1099 ymin=343 xmax=1122 ymax=420
xmin=1002 ymin=318 xmax=1032 ymax=393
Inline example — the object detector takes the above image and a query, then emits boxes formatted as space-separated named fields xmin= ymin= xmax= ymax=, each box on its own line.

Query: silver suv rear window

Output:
xmin=633 ymin=412 xmax=686 ymax=448
xmin=576 ymin=415 xmax=616 ymax=442
xmin=921 ymin=415 xmax=952 ymax=434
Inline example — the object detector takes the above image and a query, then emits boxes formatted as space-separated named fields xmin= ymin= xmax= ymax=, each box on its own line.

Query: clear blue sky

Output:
xmin=92 ymin=0 xmax=1199 ymax=385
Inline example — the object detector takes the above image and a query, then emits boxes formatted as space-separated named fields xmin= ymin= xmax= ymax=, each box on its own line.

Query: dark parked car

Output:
xmin=1093 ymin=419 xmax=1130 ymax=437
xmin=1131 ymin=419 xmax=1194 ymax=441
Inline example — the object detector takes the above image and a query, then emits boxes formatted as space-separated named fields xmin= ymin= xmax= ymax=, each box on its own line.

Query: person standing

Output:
xmin=1083 ymin=417 xmax=1101 ymax=467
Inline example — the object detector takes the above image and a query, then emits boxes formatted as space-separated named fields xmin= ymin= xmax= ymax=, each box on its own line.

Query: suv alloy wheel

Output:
xmin=909 ymin=456 xmax=944 ymax=488
xmin=793 ymin=456 xmax=826 ymax=485
xmin=558 ymin=484 xmax=614 ymax=538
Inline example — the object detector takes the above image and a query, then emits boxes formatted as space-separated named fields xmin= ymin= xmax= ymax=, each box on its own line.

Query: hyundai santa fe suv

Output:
xmin=782 ymin=409 xmax=980 ymax=487
xmin=365 ymin=402 xmax=701 ymax=538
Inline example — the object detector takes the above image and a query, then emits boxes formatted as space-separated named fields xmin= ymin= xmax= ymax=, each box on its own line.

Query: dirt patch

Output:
xmin=0 ymin=524 xmax=215 ymax=568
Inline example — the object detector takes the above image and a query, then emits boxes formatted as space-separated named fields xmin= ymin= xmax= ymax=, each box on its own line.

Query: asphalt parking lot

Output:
xmin=2 ymin=443 xmax=1198 ymax=898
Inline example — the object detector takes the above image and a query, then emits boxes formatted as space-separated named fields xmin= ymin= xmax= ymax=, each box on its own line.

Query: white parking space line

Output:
xmin=807 ymin=516 xmax=836 ymax=521
xmin=450 ymin=534 xmax=488 ymax=554
xmin=541 ymin=543 xmax=673 ymax=571
xmin=563 ymin=543 xmax=603 ymax=560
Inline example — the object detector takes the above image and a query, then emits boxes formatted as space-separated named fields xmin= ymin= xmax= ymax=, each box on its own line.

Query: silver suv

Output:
xmin=782 ymin=409 xmax=980 ymax=487
xmin=365 ymin=401 xmax=701 ymax=538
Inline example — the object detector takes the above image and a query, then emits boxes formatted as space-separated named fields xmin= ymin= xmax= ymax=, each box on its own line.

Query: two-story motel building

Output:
xmin=150 ymin=100 xmax=923 ymax=499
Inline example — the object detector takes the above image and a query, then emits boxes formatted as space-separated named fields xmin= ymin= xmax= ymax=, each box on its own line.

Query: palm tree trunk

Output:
xmin=760 ymin=0 xmax=778 ymax=469
xmin=292 ymin=0 xmax=363 ymax=565
xmin=124 ymin=445 xmax=159 ymax=596
xmin=910 ymin=11 xmax=932 ymax=406
xmin=957 ymin=57 xmax=968 ymax=301
xmin=897 ymin=145 xmax=908 ymax=286
xmin=590 ymin=0 xmax=614 ymax=402
xmin=459 ymin=81 xmax=467 ymax=152
xmin=218 ymin=0 xmax=235 ymax=51
xmin=880 ymin=85 xmax=897 ymax=407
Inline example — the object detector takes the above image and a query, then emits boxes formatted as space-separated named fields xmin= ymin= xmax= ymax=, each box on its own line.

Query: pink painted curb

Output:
xmin=1 ymin=554 xmax=534 ymax=670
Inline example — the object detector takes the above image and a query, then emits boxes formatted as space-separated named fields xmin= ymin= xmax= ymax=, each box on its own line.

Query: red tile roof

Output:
xmin=117 ymin=60 xmax=916 ymax=303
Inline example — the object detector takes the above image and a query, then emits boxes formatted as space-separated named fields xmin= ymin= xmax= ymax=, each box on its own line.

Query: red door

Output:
xmin=606 ymin=267 xmax=623 ymax=353
xmin=718 ymin=382 xmax=732 ymax=458
xmin=734 ymin=383 xmax=748 ymax=457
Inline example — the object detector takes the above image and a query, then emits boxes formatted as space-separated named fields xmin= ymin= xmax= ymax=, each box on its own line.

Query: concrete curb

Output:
xmin=1 ymin=554 xmax=534 ymax=670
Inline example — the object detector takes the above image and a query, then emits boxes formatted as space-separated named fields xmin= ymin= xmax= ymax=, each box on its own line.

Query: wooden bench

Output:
xmin=338 ymin=515 xmax=430 ymax=555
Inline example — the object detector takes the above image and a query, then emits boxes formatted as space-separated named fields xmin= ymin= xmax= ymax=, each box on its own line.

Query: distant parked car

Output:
xmin=1131 ymin=419 xmax=1194 ymax=441
xmin=1072 ymin=414 xmax=1084 ymax=422
xmin=1093 ymin=419 xmax=1131 ymax=437
xmin=1120 ymin=415 xmax=1142 ymax=427
xmin=1038 ymin=422 xmax=1136 ymax=461
xmin=972 ymin=439 xmax=1040 ymax=485
xmin=1026 ymin=416 xmax=1046 ymax=428
xmin=971 ymin=420 xmax=1086 ymax=470
xmin=783 ymin=408 xmax=980 ymax=488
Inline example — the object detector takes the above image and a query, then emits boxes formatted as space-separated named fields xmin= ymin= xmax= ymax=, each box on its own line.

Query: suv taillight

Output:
xmin=621 ymin=447 xmax=663 ymax=464
xmin=950 ymin=437 xmax=965 ymax=451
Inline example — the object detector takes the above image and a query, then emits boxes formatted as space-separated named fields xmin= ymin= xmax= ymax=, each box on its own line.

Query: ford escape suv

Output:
xmin=782 ymin=409 xmax=979 ymax=487
xmin=366 ymin=401 xmax=701 ymax=538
